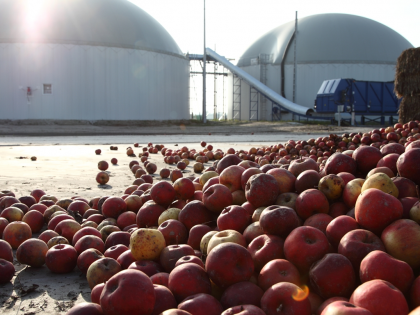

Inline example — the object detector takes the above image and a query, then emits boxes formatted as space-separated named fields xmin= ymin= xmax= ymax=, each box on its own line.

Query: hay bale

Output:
xmin=399 ymin=95 xmax=420 ymax=124
xmin=394 ymin=47 xmax=420 ymax=98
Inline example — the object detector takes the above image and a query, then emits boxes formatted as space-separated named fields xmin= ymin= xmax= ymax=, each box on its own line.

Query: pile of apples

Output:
xmin=1 ymin=121 xmax=420 ymax=315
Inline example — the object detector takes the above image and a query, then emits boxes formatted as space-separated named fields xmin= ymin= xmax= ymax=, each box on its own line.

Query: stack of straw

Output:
xmin=394 ymin=48 xmax=420 ymax=123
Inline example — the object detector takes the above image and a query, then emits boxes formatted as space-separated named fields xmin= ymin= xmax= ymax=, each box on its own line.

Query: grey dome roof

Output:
xmin=237 ymin=13 xmax=413 ymax=66
xmin=0 ymin=0 xmax=183 ymax=57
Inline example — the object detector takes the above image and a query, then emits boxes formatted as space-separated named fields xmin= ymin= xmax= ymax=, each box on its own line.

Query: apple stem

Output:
xmin=176 ymin=235 xmax=179 ymax=246
xmin=277 ymin=304 xmax=283 ymax=312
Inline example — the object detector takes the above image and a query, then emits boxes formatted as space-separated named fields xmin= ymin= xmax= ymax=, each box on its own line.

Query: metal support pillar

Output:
xmin=249 ymin=87 xmax=259 ymax=121
xmin=259 ymin=54 xmax=270 ymax=120
xmin=272 ymin=104 xmax=282 ymax=121
xmin=233 ymin=74 xmax=241 ymax=120
xmin=214 ymin=62 xmax=218 ymax=120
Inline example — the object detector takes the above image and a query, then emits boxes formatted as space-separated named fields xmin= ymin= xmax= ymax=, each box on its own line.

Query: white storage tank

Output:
xmin=0 ymin=0 xmax=189 ymax=120
xmin=234 ymin=13 xmax=413 ymax=121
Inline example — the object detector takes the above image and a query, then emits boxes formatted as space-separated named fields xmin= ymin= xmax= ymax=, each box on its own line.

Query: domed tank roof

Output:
xmin=0 ymin=0 xmax=183 ymax=56
xmin=237 ymin=13 xmax=413 ymax=66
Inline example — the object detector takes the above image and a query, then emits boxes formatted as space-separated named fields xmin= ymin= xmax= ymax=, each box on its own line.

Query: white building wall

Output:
xmin=0 ymin=43 xmax=189 ymax=120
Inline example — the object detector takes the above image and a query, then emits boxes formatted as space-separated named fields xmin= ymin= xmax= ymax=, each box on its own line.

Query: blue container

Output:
xmin=315 ymin=79 xmax=401 ymax=114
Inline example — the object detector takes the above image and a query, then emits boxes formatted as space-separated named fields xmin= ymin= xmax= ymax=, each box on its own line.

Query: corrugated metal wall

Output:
xmin=0 ymin=43 xmax=189 ymax=120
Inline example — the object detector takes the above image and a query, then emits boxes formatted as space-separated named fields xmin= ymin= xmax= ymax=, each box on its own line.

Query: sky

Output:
xmin=129 ymin=0 xmax=419 ymax=62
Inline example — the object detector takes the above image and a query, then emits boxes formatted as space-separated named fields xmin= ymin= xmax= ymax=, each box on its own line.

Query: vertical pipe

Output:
xmin=292 ymin=11 xmax=298 ymax=120
xmin=214 ymin=62 xmax=218 ymax=120
xmin=203 ymin=0 xmax=207 ymax=123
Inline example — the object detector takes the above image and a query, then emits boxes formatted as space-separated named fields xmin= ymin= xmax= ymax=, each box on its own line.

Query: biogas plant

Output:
xmin=0 ymin=0 xmax=413 ymax=123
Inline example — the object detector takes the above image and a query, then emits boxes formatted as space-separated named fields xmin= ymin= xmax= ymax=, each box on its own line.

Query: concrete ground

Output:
xmin=0 ymin=121 xmax=371 ymax=314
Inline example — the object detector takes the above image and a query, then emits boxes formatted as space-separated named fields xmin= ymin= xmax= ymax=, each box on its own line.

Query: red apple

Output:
xmin=158 ymin=219 xmax=188 ymax=245
xmin=258 ymin=258 xmax=300 ymax=291
xmin=178 ymin=293 xmax=223 ymax=315
xmin=0 ymin=258 xmax=14 ymax=284
xmin=173 ymin=178 xmax=195 ymax=201
xmin=117 ymin=249 xmax=136 ymax=269
xmin=104 ymin=244 xmax=129 ymax=260
xmin=74 ymin=235 xmax=105 ymax=255
xmin=217 ymin=205 xmax=251 ymax=233
xmin=360 ymin=250 xmax=414 ymax=294
xmin=376 ymin=153 xmax=399 ymax=175
xmin=275 ymin=192 xmax=298 ymax=210
xmin=260 ymin=282 xmax=311 ymax=315
xmin=100 ymin=269 xmax=155 ymax=315
xmin=324 ymin=153 xmax=357 ymax=175
xmin=174 ymin=255 xmax=205 ymax=269
xmin=151 ymin=272 xmax=170 ymax=287
xmin=350 ymin=280 xmax=408 ymax=315
xmin=178 ymin=201 xmax=214 ymax=231
xmin=203 ymin=184 xmax=233 ymax=213
xmin=338 ymin=229 xmax=385 ymax=271
xmin=241 ymin=168 xmax=263 ymax=191
xmin=16 ymin=238 xmax=48 ymax=267
xmin=288 ymin=157 xmax=319 ymax=177
xmin=243 ymin=222 xmax=264 ymax=244
xmin=317 ymin=297 xmax=349 ymax=315
xmin=295 ymin=189 xmax=329 ymax=220
xmin=247 ymin=234 xmax=284 ymax=272
xmin=245 ymin=174 xmax=279 ymax=208
xmin=96 ymin=171 xmax=109 ymax=185
xmin=22 ymin=210 xmax=44 ymax=233
xmin=326 ymin=215 xmax=360 ymax=249
xmin=160 ymin=244 xmax=195 ymax=273
xmin=45 ymin=244 xmax=78 ymax=273
xmin=0 ymin=239 xmax=13 ymax=263
xmin=259 ymin=205 xmax=300 ymax=238
xmin=168 ymin=263 xmax=212 ymax=302
xmin=2 ymin=221 xmax=32 ymax=249
xmin=220 ymin=281 xmax=264 ymax=310
xmin=397 ymin=148 xmax=420 ymax=185
xmin=137 ymin=201 xmax=166 ymax=228
xmin=355 ymin=188 xmax=403 ymax=235
xmin=284 ymin=226 xmax=329 ymax=274
xmin=353 ymin=146 xmax=383 ymax=174
xmin=309 ymin=253 xmax=356 ymax=299
xmin=72 ymin=227 xmax=102 ymax=245
xmin=381 ymin=219 xmax=420 ymax=269
xmin=206 ymin=243 xmax=254 ymax=289
xmin=380 ymin=143 xmax=405 ymax=156
xmin=295 ymin=170 xmax=321 ymax=194
xmin=221 ymin=305 xmax=266 ymax=315
xmin=216 ymin=154 xmax=242 ymax=174
xmin=320 ymin=301 xmax=373 ymax=315
xmin=102 ymin=196 xmax=127 ymax=219
xmin=392 ymin=177 xmax=418 ymax=199
xmin=337 ymin=172 xmax=356 ymax=186
xmin=220 ymin=165 xmax=246 ymax=192
xmin=304 ymin=213 xmax=333 ymax=234
xmin=187 ymin=224 xmax=212 ymax=250
xmin=266 ymin=168 xmax=296 ymax=194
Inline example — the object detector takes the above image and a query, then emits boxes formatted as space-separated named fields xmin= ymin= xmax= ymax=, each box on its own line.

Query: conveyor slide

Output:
xmin=202 ymin=48 xmax=314 ymax=117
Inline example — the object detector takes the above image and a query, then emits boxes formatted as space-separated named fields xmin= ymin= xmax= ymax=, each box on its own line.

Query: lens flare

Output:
xmin=292 ymin=285 xmax=310 ymax=301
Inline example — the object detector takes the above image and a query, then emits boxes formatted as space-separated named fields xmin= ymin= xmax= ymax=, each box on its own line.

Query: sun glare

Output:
xmin=292 ymin=285 xmax=310 ymax=302
xmin=22 ymin=0 xmax=47 ymax=39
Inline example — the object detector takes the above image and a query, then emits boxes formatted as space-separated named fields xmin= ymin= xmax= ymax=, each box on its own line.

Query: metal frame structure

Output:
xmin=249 ymin=86 xmax=259 ymax=121
xmin=233 ymin=74 xmax=241 ymax=120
